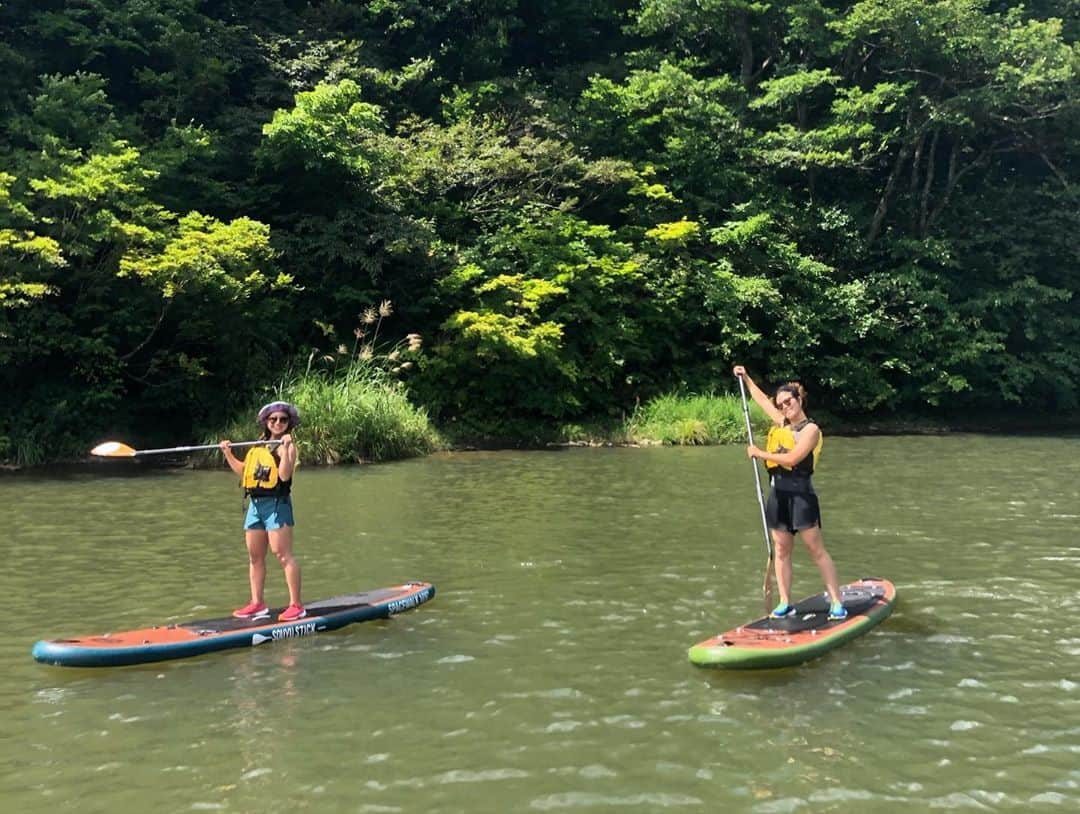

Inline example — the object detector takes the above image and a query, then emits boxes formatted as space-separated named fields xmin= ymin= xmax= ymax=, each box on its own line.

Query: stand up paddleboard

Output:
xmin=688 ymin=578 xmax=895 ymax=669
xmin=32 ymin=582 xmax=435 ymax=667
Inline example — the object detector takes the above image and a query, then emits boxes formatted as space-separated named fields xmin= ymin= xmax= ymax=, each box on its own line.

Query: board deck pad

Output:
xmin=688 ymin=578 xmax=896 ymax=670
xmin=743 ymin=584 xmax=885 ymax=633
xmin=32 ymin=582 xmax=435 ymax=668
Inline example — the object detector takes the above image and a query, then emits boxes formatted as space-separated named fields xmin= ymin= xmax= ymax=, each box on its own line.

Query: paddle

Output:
xmin=736 ymin=374 xmax=776 ymax=614
xmin=91 ymin=440 xmax=281 ymax=458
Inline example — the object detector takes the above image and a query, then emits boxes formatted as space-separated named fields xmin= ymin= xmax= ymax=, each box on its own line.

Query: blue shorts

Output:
xmin=244 ymin=496 xmax=295 ymax=531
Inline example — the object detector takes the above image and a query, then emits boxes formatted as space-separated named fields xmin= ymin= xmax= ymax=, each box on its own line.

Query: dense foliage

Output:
xmin=2 ymin=1 xmax=1076 ymax=463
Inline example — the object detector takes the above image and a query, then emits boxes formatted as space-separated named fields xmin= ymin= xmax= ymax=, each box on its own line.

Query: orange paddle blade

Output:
xmin=90 ymin=441 xmax=138 ymax=457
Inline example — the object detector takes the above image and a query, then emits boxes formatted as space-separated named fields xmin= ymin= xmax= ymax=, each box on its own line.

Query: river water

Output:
xmin=4 ymin=436 xmax=1078 ymax=813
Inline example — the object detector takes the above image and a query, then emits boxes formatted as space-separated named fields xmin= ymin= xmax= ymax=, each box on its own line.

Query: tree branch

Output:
xmin=1035 ymin=149 xmax=1070 ymax=190
xmin=909 ymin=129 xmax=926 ymax=230
xmin=918 ymin=129 xmax=940 ymax=238
xmin=868 ymin=99 xmax=919 ymax=245
xmin=119 ymin=300 xmax=170 ymax=362
xmin=735 ymin=11 xmax=755 ymax=89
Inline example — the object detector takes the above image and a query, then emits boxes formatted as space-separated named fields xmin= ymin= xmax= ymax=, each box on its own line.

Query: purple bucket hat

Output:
xmin=257 ymin=401 xmax=301 ymax=428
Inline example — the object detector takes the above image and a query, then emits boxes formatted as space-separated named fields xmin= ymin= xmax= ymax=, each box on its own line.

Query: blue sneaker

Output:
xmin=770 ymin=603 xmax=796 ymax=618
xmin=828 ymin=603 xmax=848 ymax=621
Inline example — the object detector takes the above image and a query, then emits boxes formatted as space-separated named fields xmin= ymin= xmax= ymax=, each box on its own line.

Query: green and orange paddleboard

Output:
xmin=689 ymin=578 xmax=896 ymax=669
xmin=32 ymin=582 xmax=434 ymax=667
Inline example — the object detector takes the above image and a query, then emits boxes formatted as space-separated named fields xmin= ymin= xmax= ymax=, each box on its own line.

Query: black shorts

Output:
xmin=765 ymin=489 xmax=822 ymax=533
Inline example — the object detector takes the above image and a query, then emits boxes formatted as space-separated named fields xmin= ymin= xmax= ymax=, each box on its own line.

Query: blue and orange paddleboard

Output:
xmin=32 ymin=582 xmax=435 ymax=667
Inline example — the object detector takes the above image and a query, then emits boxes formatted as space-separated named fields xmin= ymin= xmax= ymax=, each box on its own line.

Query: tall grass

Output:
xmin=211 ymin=360 xmax=441 ymax=465
xmin=625 ymin=391 xmax=771 ymax=446
xmin=207 ymin=301 xmax=441 ymax=465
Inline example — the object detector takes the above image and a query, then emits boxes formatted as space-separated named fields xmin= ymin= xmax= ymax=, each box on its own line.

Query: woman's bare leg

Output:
xmin=268 ymin=526 xmax=302 ymax=606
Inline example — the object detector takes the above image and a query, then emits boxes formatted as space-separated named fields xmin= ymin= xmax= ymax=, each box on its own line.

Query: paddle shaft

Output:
xmin=133 ymin=440 xmax=281 ymax=457
xmin=737 ymin=375 xmax=775 ymax=611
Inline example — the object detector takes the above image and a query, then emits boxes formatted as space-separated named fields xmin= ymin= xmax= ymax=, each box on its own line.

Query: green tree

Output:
xmin=1 ymin=70 xmax=282 ymax=464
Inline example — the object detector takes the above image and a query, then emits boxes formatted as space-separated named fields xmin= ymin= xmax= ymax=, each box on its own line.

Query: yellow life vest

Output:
xmin=241 ymin=446 xmax=287 ymax=496
xmin=765 ymin=420 xmax=822 ymax=475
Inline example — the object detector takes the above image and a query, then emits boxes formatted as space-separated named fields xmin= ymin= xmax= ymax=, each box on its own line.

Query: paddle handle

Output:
xmin=134 ymin=439 xmax=281 ymax=457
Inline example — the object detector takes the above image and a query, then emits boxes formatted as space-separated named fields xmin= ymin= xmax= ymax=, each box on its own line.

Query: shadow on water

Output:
xmin=3 ymin=459 xmax=192 ymax=481
xmin=697 ymin=663 xmax=832 ymax=691
xmin=879 ymin=608 xmax=940 ymax=637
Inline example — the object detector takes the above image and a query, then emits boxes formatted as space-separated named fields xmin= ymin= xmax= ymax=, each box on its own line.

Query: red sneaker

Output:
xmin=233 ymin=600 xmax=268 ymax=619
xmin=278 ymin=603 xmax=306 ymax=622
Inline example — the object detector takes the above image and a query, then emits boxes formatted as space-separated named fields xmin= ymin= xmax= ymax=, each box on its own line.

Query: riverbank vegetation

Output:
xmin=211 ymin=363 xmax=442 ymax=466
xmin=2 ymin=1 xmax=1076 ymax=466
xmin=626 ymin=393 xmax=768 ymax=446
xmin=209 ymin=303 xmax=442 ymax=465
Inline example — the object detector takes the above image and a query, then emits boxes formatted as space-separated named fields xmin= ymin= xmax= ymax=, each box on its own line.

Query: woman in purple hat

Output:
xmin=220 ymin=401 xmax=305 ymax=622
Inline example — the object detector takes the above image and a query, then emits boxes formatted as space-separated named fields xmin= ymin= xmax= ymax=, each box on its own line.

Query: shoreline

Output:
xmin=3 ymin=419 xmax=1065 ymax=474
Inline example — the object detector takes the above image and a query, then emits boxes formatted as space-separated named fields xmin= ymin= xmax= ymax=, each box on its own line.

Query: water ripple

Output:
xmin=6 ymin=440 xmax=1080 ymax=814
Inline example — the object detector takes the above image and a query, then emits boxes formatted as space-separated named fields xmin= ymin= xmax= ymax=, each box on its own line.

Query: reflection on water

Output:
xmin=5 ymin=436 xmax=1079 ymax=812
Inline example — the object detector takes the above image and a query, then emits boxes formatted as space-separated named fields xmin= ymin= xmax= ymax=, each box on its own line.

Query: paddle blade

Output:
xmin=91 ymin=441 xmax=137 ymax=458
xmin=763 ymin=559 xmax=776 ymax=614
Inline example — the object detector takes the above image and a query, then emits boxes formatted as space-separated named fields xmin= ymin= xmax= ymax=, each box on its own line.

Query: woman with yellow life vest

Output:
xmin=219 ymin=401 xmax=304 ymax=622
xmin=732 ymin=366 xmax=847 ymax=621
